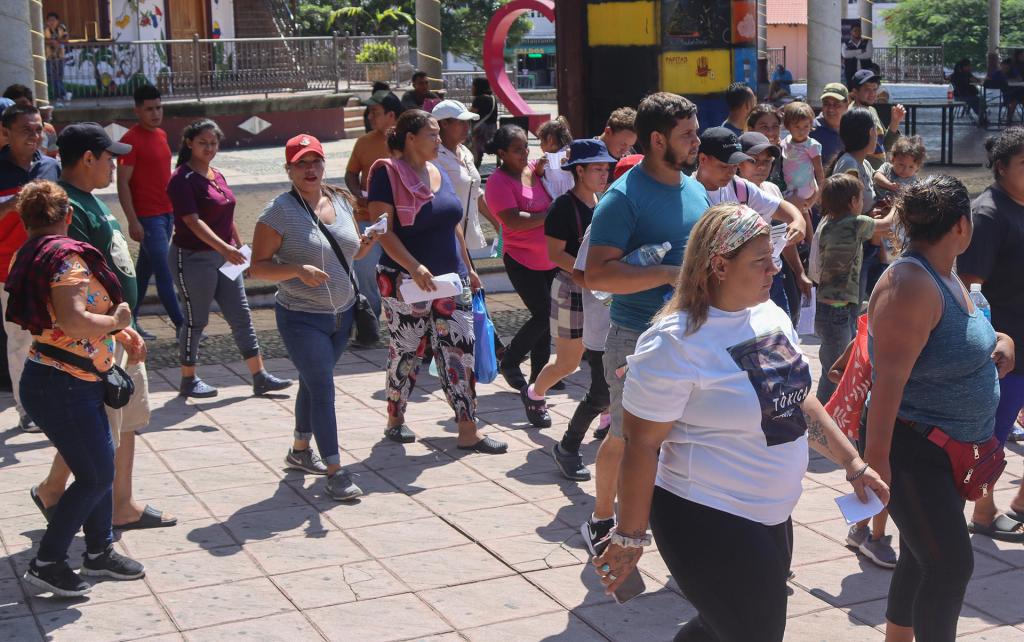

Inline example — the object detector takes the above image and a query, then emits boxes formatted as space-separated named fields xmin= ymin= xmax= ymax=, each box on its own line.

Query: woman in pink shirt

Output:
xmin=484 ymin=125 xmax=556 ymax=390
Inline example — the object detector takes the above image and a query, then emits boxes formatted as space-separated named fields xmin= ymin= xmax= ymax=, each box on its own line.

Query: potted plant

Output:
xmin=355 ymin=41 xmax=397 ymax=83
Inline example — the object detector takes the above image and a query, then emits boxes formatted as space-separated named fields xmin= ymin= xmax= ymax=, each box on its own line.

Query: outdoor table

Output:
xmin=875 ymin=101 xmax=967 ymax=166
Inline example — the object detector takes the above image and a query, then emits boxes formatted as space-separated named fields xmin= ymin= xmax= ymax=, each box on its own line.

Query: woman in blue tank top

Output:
xmin=865 ymin=176 xmax=1014 ymax=642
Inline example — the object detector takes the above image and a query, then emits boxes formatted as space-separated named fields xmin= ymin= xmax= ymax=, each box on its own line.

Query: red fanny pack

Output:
xmin=904 ymin=420 xmax=1006 ymax=501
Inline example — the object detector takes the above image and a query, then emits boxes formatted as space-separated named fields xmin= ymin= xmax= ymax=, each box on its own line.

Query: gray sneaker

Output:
xmin=326 ymin=470 xmax=362 ymax=501
xmin=845 ymin=524 xmax=870 ymax=550
xmin=859 ymin=535 xmax=898 ymax=569
xmin=285 ymin=448 xmax=328 ymax=475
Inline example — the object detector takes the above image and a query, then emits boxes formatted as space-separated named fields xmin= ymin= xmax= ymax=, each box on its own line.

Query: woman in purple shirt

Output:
xmin=167 ymin=119 xmax=291 ymax=398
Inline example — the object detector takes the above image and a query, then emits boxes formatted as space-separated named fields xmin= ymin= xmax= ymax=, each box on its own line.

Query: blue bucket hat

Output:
xmin=563 ymin=139 xmax=617 ymax=169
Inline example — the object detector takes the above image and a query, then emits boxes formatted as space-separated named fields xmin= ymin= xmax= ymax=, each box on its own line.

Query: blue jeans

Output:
xmin=995 ymin=373 xmax=1024 ymax=446
xmin=770 ymin=272 xmax=790 ymax=316
xmin=353 ymin=221 xmax=383 ymax=320
xmin=136 ymin=214 xmax=184 ymax=327
xmin=46 ymin=58 xmax=65 ymax=100
xmin=21 ymin=361 xmax=114 ymax=562
xmin=275 ymin=303 xmax=354 ymax=465
xmin=815 ymin=302 xmax=858 ymax=404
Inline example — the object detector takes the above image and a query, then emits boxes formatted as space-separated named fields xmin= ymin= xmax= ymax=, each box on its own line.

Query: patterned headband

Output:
xmin=709 ymin=205 xmax=770 ymax=258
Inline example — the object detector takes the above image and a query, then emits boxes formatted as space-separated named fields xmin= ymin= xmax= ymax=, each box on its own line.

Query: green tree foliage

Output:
xmin=295 ymin=0 xmax=531 ymax=66
xmin=884 ymin=0 xmax=1024 ymax=65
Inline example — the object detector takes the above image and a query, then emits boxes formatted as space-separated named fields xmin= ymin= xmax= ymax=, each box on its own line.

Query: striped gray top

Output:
xmin=258 ymin=191 xmax=360 ymax=314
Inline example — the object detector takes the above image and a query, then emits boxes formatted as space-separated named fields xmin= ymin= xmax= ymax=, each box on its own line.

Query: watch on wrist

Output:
xmin=609 ymin=531 xmax=652 ymax=549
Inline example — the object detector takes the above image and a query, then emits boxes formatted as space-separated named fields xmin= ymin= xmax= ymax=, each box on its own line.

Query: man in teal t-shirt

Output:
xmin=34 ymin=124 xmax=177 ymax=533
xmin=578 ymin=93 xmax=709 ymax=553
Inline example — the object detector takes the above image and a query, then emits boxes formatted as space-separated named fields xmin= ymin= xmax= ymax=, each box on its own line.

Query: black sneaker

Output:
xmin=326 ymin=469 xmax=363 ymax=501
xmin=384 ymin=424 xmax=416 ymax=444
xmin=80 ymin=546 xmax=145 ymax=580
xmin=253 ymin=371 xmax=292 ymax=396
xmin=284 ymin=448 xmax=328 ymax=475
xmin=593 ymin=425 xmax=609 ymax=441
xmin=580 ymin=516 xmax=615 ymax=556
xmin=551 ymin=443 xmax=590 ymax=481
xmin=520 ymin=387 xmax=552 ymax=428
xmin=19 ymin=415 xmax=41 ymax=433
xmin=23 ymin=559 xmax=91 ymax=597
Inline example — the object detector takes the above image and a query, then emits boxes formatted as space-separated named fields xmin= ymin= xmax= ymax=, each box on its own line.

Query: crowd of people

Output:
xmin=2 ymin=69 xmax=1023 ymax=642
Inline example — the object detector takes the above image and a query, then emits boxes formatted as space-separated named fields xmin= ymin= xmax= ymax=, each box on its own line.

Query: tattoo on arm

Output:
xmin=806 ymin=416 xmax=834 ymax=456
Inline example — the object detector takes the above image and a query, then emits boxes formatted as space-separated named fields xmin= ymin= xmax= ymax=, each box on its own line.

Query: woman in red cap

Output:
xmin=167 ymin=119 xmax=291 ymax=399
xmin=251 ymin=134 xmax=380 ymax=500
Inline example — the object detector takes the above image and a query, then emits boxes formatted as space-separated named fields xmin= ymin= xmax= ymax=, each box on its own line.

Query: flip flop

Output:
xmin=113 ymin=505 xmax=178 ymax=531
xmin=29 ymin=486 xmax=54 ymax=524
xmin=969 ymin=514 xmax=1024 ymax=543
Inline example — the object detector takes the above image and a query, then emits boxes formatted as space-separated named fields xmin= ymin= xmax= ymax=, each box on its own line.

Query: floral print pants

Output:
xmin=378 ymin=268 xmax=477 ymax=423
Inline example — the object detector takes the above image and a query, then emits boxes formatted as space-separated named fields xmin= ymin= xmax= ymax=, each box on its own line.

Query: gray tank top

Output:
xmin=869 ymin=252 xmax=999 ymax=442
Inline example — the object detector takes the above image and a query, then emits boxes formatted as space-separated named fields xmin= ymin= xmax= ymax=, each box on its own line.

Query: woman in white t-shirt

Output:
xmin=594 ymin=203 xmax=889 ymax=642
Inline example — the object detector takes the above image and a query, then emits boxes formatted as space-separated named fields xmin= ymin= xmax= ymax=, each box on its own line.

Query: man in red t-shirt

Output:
xmin=116 ymin=84 xmax=183 ymax=339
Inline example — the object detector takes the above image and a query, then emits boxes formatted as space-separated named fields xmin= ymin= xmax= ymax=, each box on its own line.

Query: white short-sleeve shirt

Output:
xmin=622 ymin=302 xmax=812 ymax=525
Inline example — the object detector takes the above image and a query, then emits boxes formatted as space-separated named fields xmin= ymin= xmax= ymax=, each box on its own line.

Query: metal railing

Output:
xmin=767 ymin=47 xmax=786 ymax=71
xmin=873 ymin=46 xmax=945 ymax=83
xmin=60 ymin=34 xmax=412 ymax=101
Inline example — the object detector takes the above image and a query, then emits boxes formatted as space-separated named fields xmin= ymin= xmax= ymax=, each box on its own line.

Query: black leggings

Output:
xmin=650 ymin=486 xmax=792 ymax=642
xmin=885 ymin=421 xmax=973 ymax=641
xmin=560 ymin=349 xmax=609 ymax=453
xmin=502 ymin=253 xmax=557 ymax=380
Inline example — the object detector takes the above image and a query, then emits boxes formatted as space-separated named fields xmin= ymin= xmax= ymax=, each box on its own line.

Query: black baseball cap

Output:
xmin=57 ymin=122 xmax=132 ymax=159
xmin=699 ymin=127 xmax=753 ymax=165
xmin=849 ymin=69 xmax=881 ymax=90
xmin=366 ymin=90 xmax=403 ymax=116
xmin=739 ymin=131 xmax=780 ymax=158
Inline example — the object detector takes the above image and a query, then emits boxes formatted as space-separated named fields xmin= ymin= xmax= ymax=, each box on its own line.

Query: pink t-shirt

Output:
xmin=484 ymin=163 xmax=555 ymax=270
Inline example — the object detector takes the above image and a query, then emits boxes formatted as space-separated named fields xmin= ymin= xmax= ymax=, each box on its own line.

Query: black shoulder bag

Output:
xmin=32 ymin=341 xmax=135 ymax=409
xmin=290 ymin=190 xmax=380 ymax=345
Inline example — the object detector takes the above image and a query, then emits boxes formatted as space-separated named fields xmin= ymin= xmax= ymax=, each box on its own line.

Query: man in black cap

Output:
xmin=848 ymin=69 xmax=905 ymax=170
xmin=33 ymin=123 xmax=177 ymax=538
xmin=696 ymin=127 xmax=805 ymax=241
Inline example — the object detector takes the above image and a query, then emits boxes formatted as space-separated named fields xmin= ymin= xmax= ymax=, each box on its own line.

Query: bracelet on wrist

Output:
xmin=846 ymin=463 xmax=869 ymax=482
xmin=610 ymin=530 xmax=652 ymax=549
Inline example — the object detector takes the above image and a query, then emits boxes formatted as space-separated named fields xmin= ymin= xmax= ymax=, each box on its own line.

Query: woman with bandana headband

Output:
xmin=593 ymin=203 xmax=889 ymax=641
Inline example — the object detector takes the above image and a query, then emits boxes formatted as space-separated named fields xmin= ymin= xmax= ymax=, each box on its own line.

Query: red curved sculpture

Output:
xmin=483 ymin=0 xmax=555 ymax=134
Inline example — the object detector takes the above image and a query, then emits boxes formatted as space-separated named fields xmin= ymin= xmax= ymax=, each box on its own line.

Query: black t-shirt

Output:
xmin=471 ymin=94 xmax=499 ymax=125
xmin=544 ymin=192 xmax=593 ymax=258
xmin=960 ymin=184 xmax=1024 ymax=374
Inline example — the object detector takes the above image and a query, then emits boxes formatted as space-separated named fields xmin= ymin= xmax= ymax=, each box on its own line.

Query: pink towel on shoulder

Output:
xmin=369 ymin=157 xmax=434 ymax=227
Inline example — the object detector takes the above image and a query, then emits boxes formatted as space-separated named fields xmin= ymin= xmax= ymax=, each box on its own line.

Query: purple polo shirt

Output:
xmin=167 ymin=164 xmax=236 ymax=251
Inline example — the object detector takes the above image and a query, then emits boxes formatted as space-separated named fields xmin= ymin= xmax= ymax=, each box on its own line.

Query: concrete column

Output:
xmin=0 ymin=1 xmax=36 ymax=94
xmin=860 ymin=0 xmax=872 ymax=42
xmin=989 ymin=0 xmax=1001 ymax=56
xmin=807 ymin=0 xmax=842 ymax=105
xmin=415 ymin=0 xmax=443 ymax=91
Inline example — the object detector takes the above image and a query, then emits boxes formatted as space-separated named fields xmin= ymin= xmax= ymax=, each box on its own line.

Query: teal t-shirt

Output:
xmin=588 ymin=165 xmax=710 ymax=332
xmin=60 ymin=181 xmax=138 ymax=313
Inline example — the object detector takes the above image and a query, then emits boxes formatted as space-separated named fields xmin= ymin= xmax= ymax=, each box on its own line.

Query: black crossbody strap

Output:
xmin=32 ymin=341 xmax=102 ymax=375
xmin=290 ymin=190 xmax=361 ymax=297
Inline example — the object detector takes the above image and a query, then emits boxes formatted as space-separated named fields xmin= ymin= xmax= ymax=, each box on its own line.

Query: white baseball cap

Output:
xmin=431 ymin=99 xmax=479 ymax=121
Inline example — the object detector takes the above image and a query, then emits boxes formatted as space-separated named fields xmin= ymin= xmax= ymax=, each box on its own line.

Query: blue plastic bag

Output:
xmin=473 ymin=290 xmax=498 ymax=384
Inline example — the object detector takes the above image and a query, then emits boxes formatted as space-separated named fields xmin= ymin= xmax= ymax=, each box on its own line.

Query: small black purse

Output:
xmin=291 ymin=190 xmax=380 ymax=345
xmin=32 ymin=342 xmax=135 ymax=409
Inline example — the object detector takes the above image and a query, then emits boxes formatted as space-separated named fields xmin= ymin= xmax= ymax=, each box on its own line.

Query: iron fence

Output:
xmin=59 ymin=34 xmax=412 ymax=102
xmin=873 ymin=46 xmax=945 ymax=83
xmin=767 ymin=47 xmax=786 ymax=72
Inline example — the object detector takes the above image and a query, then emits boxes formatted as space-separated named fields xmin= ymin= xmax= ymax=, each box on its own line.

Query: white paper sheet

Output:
xmin=365 ymin=215 xmax=388 ymax=237
xmin=398 ymin=272 xmax=463 ymax=304
xmin=218 ymin=244 xmax=252 ymax=281
xmin=834 ymin=487 xmax=885 ymax=525
xmin=770 ymin=224 xmax=789 ymax=262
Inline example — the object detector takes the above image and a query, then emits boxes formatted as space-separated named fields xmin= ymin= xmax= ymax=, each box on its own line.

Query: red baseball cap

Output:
xmin=613 ymin=153 xmax=643 ymax=181
xmin=285 ymin=134 xmax=325 ymax=164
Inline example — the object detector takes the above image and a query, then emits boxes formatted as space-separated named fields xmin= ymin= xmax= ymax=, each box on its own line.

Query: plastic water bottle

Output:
xmin=969 ymin=283 xmax=991 ymax=321
xmin=592 ymin=242 xmax=673 ymax=301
